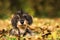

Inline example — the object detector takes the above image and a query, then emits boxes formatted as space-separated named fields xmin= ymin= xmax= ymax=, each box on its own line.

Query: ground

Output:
xmin=0 ymin=18 xmax=60 ymax=40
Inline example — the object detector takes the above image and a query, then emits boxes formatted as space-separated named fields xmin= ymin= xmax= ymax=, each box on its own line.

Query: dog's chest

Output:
xmin=19 ymin=28 xmax=26 ymax=34
xmin=18 ymin=25 xmax=27 ymax=34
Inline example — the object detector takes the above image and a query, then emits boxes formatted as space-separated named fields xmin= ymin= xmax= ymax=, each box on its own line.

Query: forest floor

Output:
xmin=0 ymin=18 xmax=60 ymax=40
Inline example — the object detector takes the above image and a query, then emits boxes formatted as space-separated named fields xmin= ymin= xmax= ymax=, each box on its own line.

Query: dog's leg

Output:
xmin=23 ymin=28 xmax=32 ymax=37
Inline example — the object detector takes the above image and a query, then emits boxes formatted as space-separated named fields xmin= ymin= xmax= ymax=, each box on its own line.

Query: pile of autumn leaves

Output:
xmin=0 ymin=18 xmax=60 ymax=40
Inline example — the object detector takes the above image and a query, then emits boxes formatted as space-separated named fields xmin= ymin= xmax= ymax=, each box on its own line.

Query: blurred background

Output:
xmin=0 ymin=0 xmax=60 ymax=19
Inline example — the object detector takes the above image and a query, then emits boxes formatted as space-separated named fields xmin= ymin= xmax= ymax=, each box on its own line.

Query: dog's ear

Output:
xmin=23 ymin=14 xmax=33 ymax=25
xmin=11 ymin=15 xmax=19 ymax=29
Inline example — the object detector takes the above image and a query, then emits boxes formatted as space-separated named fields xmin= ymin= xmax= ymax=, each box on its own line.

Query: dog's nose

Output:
xmin=20 ymin=19 xmax=24 ymax=25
